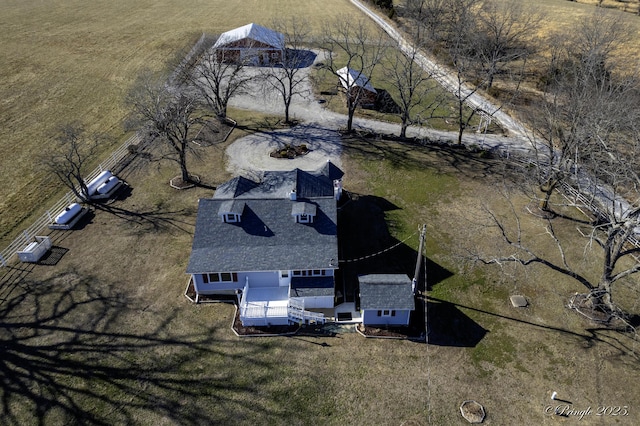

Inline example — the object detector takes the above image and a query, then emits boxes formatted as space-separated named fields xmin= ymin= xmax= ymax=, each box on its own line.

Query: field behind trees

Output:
xmin=0 ymin=0 xmax=368 ymax=244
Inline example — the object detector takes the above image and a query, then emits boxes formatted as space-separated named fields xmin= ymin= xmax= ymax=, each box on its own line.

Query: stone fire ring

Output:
xmin=460 ymin=400 xmax=486 ymax=423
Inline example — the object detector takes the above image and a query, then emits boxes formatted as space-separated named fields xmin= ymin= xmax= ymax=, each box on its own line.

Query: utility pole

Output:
xmin=412 ymin=224 xmax=427 ymax=294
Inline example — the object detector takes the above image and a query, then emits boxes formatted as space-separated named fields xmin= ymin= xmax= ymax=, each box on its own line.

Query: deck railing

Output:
xmin=0 ymin=133 xmax=141 ymax=267
xmin=288 ymin=298 xmax=325 ymax=324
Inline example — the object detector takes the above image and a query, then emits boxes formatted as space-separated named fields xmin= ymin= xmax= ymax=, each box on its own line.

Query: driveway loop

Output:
xmin=226 ymin=124 xmax=342 ymax=176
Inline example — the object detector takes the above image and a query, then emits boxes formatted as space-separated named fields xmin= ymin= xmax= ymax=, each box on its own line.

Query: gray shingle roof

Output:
xmin=186 ymin=197 xmax=338 ymax=274
xmin=316 ymin=160 xmax=344 ymax=181
xmin=290 ymin=276 xmax=334 ymax=298
xmin=291 ymin=202 xmax=316 ymax=216
xmin=214 ymin=176 xmax=258 ymax=199
xmin=212 ymin=163 xmax=342 ymax=201
xmin=337 ymin=67 xmax=377 ymax=93
xmin=359 ymin=274 xmax=415 ymax=311
xmin=218 ymin=200 xmax=246 ymax=215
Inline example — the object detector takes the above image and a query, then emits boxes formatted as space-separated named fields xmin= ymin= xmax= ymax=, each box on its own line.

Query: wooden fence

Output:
xmin=0 ymin=133 xmax=141 ymax=267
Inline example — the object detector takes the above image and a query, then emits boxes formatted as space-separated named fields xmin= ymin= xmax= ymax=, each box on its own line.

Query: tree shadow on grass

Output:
xmin=92 ymin=204 xmax=195 ymax=234
xmin=427 ymin=296 xmax=640 ymax=359
xmin=426 ymin=299 xmax=487 ymax=347
xmin=341 ymin=132 xmax=505 ymax=181
xmin=338 ymin=192 xmax=453 ymax=296
xmin=0 ymin=270 xmax=306 ymax=425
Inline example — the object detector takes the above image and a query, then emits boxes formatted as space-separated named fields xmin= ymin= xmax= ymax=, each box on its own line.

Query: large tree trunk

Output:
xmin=179 ymin=147 xmax=190 ymax=183
xmin=400 ymin=120 xmax=408 ymax=139
xmin=538 ymin=181 xmax=555 ymax=212
xmin=346 ymin=97 xmax=355 ymax=133
xmin=457 ymin=99 xmax=464 ymax=144
xmin=592 ymin=280 xmax=616 ymax=313
xmin=284 ymin=99 xmax=291 ymax=124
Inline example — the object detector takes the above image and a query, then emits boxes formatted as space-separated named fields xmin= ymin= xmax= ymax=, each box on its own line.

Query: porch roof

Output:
xmin=290 ymin=277 xmax=334 ymax=298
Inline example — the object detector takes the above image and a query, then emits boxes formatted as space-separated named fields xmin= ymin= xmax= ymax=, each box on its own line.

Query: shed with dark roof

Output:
xmin=359 ymin=274 xmax=415 ymax=326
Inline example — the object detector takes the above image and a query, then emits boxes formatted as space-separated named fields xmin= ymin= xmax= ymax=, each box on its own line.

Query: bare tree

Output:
xmin=443 ymin=0 xmax=488 ymax=144
xmin=405 ymin=0 xmax=450 ymax=43
xmin=190 ymin=37 xmax=253 ymax=119
xmin=526 ymin=10 xmax=631 ymax=213
xmin=320 ymin=16 xmax=387 ymax=133
xmin=260 ymin=17 xmax=313 ymax=124
xmin=382 ymin=40 xmax=444 ymax=138
xmin=474 ymin=0 xmax=542 ymax=89
xmin=571 ymin=77 xmax=640 ymax=313
xmin=479 ymin=111 xmax=640 ymax=316
xmin=39 ymin=123 xmax=102 ymax=202
xmin=478 ymin=11 xmax=640 ymax=316
xmin=128 ymin=72 xmax=209 ymax=185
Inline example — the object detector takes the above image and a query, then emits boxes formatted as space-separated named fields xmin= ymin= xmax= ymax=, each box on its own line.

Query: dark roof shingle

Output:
xmin=187 ymin=198 xmax=337 ymax=273
xmin=359 ymin=274 xmax=415 ymax=311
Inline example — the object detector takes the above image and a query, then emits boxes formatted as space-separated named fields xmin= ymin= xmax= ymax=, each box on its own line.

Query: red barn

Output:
xmin=337 ymin=67 xmax=378 ymax=108
xmin=213 ymin=23 xmax=285 ymax=65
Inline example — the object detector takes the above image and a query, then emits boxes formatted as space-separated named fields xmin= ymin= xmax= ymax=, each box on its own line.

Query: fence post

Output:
xmin=47 ymin=210 xmax=53 ymax=223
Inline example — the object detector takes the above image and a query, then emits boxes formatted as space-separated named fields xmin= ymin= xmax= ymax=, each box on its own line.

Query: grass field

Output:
xmin=1 ymin=110 xmax=639 ymax=423
xmin=0 ymin=0 xmax=369 ymax=244
xmin=2 ymin=2 xmax=640 ymax=421
xmin=3 ymin=0 xmax=640 ymax=245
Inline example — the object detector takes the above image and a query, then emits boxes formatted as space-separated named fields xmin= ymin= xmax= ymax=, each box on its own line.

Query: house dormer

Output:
xmin=291 ymin=202 xmax=316 ymax=224
xmin=218 ymin=200 xmax=245 ymax=223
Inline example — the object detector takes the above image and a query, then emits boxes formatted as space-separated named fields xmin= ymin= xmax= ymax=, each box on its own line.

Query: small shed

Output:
xmin=213 ymin=23 xmax=285 ymax=65
xmin=359 ymin=274 xmax=415 ymax=326
xmin=337 ymin=67 xmax=377 ymax=108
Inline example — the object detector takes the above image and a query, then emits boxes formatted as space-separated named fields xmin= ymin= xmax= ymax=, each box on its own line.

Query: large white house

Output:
xmin=186 ymin=161 xmax=344 ymax=327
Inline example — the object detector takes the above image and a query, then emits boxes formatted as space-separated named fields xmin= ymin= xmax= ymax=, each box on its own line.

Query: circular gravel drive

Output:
xmin=226 ymin=123 xmax=343 ymax=176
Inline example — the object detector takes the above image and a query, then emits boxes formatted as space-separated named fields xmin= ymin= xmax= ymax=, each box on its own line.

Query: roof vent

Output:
xmin=289 ymin=189 xmax=297 ymax=201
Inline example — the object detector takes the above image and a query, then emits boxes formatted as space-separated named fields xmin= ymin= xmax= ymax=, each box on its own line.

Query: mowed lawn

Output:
xmin=0 ymin=0 xmax=367 ymax=243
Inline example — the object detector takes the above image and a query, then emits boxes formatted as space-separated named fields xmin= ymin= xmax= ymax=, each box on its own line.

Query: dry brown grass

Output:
xmin=0 ymin=0 xmax=369 ymax=245
xmin=1 ymin=127 xmax=639 ymax=423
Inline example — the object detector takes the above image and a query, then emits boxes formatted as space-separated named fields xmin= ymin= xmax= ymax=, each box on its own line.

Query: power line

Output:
xmin=338 ymin=229 xmax=419 ymax=263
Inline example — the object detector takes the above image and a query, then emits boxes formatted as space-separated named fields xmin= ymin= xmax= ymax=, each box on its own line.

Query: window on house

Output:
xmin=297 ymin=214 xmax=311 ymax=224
xmin=382 ymin=310 xmax=391 ymax=317
xmin=391 ymin=310 xmax=396 ymax=317
xmin=281 ymin=271 xmax=289 ymax=278
xmin=293 ymin=270 xmax=325 ymax=277
xmin=224 ymin=213 xmax=238 ymax=223
xmin=202 ymin=273 xmax=238 ymax=283
xmin=377 ymin=310 xmax=382 ymax=317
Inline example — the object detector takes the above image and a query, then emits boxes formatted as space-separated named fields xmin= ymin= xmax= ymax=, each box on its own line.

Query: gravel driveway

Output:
xmin=225 ymin=123 xmax=343 ymax=177
xmin=224 ymin=45 xmax=534 ymax=176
